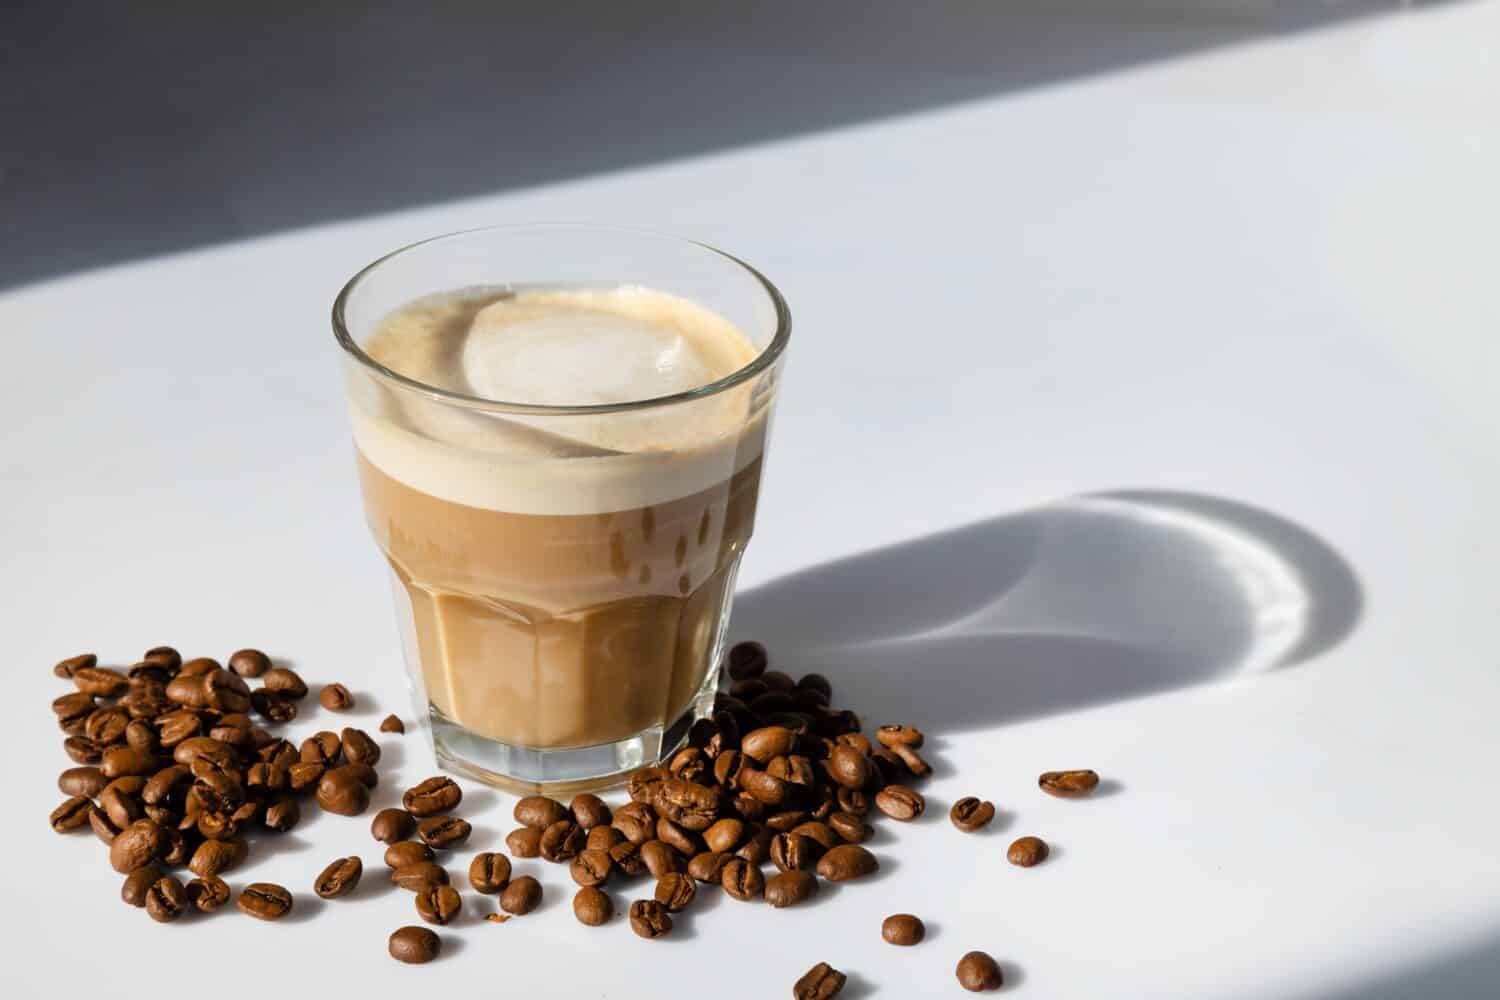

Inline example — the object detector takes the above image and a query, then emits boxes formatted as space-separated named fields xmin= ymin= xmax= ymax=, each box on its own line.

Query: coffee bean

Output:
xmin=882 ymin=913 xmax=925 ymax=946
xmin=654 ymin=872 xmax=696 ymax=912
xmin=626 ymin=766 xmax=669 ymax=804
xmin=741 ymin=725 xmax=797 ymax=763
xmin=315 ymin=856 xmax=363 ymax=898
xmin=950 ymin=796 xmax=996 ymax=833
xmin=177 ymin=657 xmax=220 ymax=677
xmin=124 ymin=719 xmax=160 ymax=752
xmin=121 ymin=865 xmax=160 ymax=907
xmin=297 ymin=731 xmax=337 ymax=765
xmin=415 ymin=884 xmax=461 ymax=925
xmin=686 ymin=850 xmax=732 ymax=884
xmin=539 ymin=819 xmax=584 ymax=862
xmin=612 ymin=811 xmax=654 ymax=846
xmin=109 ymin=819 xmax=166 ymax=872
xmin=702 ymin=817 xmax=745 ymax=853
xmin=514 ymin=795 xmax=568 ymax=829
xmin=84 ymin=706 xmax=130 ymax=744
xmin=52 ymin=691 xmax=95 ymax=734
xmin=188 ymin=837 xmax=244 ymax=877
xmin=569 ymin=793 xmax=611 ymax=830
xmin=403 ymin=776 xmax=461 ymax=817
xmin=570 ymin=849 xmax=613 ymax=888
xmin=370 ymin=807 xmax=414 ymax=844
xmin=72 ymin=665 xmax=128 ymax=698
xmin=234 ymin=882 xmax=292 ymax=921
xmin=817 ymin=843 xmax=879 ymax=882
xmin=957 ymin=951 xmax=1004 ymax=992
xmin=739 ymin=767 xmax=789 ymax=806
xmin=389 ymin=926 xmax=441 ymax=964
xmin=771 ymin=832 xmax=819 ymax=873
xmin=57 ymin=766 xmax=106 ymax=800
xmin=875 ymin=785 xmax=925 ymax=821
xmin=316 ymin=766 xmax=371 ymax=816
xmin=1007 ymin=835 xmax=1049 ymax=867
xmin=608 ymin=840 xmax=646 ymax=876
xmin=826 ymin=745 xmax=871 ymax=790
xmin=201 ymin=670 xmax=253 ymax=713
xmin=62 ymin=736 xmax=102 ymax=765
xmin=53 ymin=652 xmax=97 ymax=679
xmin=260 ymin=666 xmax=307 ymax=699
xmin=726 ymin=640 xmax=768 ymax=680
xmin=506 ymin=826 xmax=542 ymax=858
xmin=573 ymin=886 xmax=612 ymax=926
xmin=1039 ymin=769 xmax=1099 ymax=798
xmin=317 ymin=684 xmax=353 ymax=711
xmin=384 ymin=841 xmax=435 ymax=869
xmin=735 ymin=826 xmax=774 ymax=865
xmin=791 ymin=821 xmax=838 ymax=852
xmin=178 ymin=875 xmax=227 ymax=913
xmin=766 ymin=809 xmax=810 ymax=833
xmin=764 ymin=869 xmax=818 ymax=907
xmin=794 ymin=962 xmax=846 ymax=1000
xmin=49 ymin=796 xmax=93 ymax=833
xmin=99 ymin=784 xmax=144 ymax=829
xmin=875 ymin=724 xmax=924 ymax=750
xmin=828 ymin=811 xmax=872 ymax=843
xmin=499 ymin=874 xmax=542 ymax=915
xmin=587 ymin=825 xmax=624 ymax=852
xmin=100 ymin=746 xmax=161 ymax=779
xmin=144 ymin=875 xmax=187 ymax=923
xmin=172 ymin=736 xmax=234 ymax=768
xmin=628 ymin=899 xmax=673 ymax=939
xmin=468 ymin=852 xmax=511 ymax=893
xmin=250 ymin=689 xmax=297 ymax=722
xmin=418 ymin=815 xmax=472 ymax=850
xmin=391 ymin=861 xmax=449 ymax=893
xmin=89 ymin=806 xmax=121 ymax=843
xmin=340 ymin=726 xmax=379 ymax=766
xmin=891 ymin=743 xmax=931 ymax=778
xmin=639 ymin=840 xmax=681 ymax=877
xmin=379 ymin=714 xmax=404 ymax=733
xmin=713 ymin=749 xmax=747 ymax=788
xmin=264 ymin=797 xmax=300 ymax=833
xmin=720 ymin=857 xmax=765 ymax=901
xmin=225 ymin=648 xmax=269 ymax=678
xmin=656 ymin=817 xmax=701 ymax=857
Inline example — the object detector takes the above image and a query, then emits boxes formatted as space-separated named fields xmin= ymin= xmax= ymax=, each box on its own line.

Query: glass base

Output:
xmin=429 ymin=672 xmax=717 ymax=795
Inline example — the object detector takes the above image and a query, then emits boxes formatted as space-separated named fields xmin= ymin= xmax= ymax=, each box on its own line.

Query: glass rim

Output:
xmin=331 ymin=222 xmax=791 ymax=416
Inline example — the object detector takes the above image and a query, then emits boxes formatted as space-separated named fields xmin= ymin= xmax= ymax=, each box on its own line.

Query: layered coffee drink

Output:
xmin=348 ymin=285 xmax=771 ymax=759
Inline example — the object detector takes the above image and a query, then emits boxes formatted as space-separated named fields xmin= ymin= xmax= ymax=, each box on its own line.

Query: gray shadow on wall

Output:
xmin=730 ymin=490 xmax=1362 ymax=733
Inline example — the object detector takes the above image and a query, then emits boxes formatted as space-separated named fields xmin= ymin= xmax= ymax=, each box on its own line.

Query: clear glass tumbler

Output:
xmin=332 ymin=225 xmax=788 ymax=792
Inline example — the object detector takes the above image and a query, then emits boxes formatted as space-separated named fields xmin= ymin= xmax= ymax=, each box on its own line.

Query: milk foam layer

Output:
xmin=351 ymin=286 xmax=769 ymax=515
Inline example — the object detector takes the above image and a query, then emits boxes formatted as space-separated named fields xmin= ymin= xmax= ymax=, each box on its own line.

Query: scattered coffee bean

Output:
xmin=62 ymin=736 xmax=102 ymax=764
xmin=109 ymin=819 xmax=166 ymax=873
xmin=186 ymin=876 xmax=230 ymax=912
xmin=654 ymin=872 xmax=697 ymax=912
xmin=315 ymin=856 xmax=364 ymax=898
xmin=264 ymin=797 xmax=300 ymax=833
xmin=73 ymin=665 xmax=129 ymax=698
xmin=629 ymin=898 xmax=673 ymax=939
xmin=499 ymin=875 xmax=542 ymax=915
xmin=189 ymin=838 xmax=245 ymax=878
xmin=540 ymin=819 xmax=584 ymax=862
xmin=418 ymin=815 xmax=472 ymax=850
xmin=640 ymin=840 xmax=682 ymax=877
xmin=389 ymin=926 xmax=441 ymax=964
xmin=468 ymin=852 xmax=511 ymax=893
xmin=391 ymin=861 xmax=449 ymax=892
xmin=882 ymin=913 xmax=926 ymax=946
xmin=403 ymin=776 xmax=461 ymax=817
xmin=570 ymin=793 xmax=611 ymax=830
xmin=721 ymin=857 xmax=765 ymax=901
xmin=260 ymin=667 xmax=307 ymax=699
xmin=741 ymin=725 xmax=797 ymax=763
xmin=121 ymin=865 xmax=161 ymax=907
xmin=88 ymin=805 xmax=120 ymax=843
xmin=891 ymin=743 xmax=932 ymax=778
xmin=817 ymin=843 xmax=879 ymax=882
xmin=687 ymin=850 xmax=732 ymax=884
xmin=379 ymin=714 xmax=405 ymax=733
xmin=57 ymin=766 xmax=106 ymax=799
xmin=875 ymin=785 xmax=925 ymax=822
xmin=340 ymin=726 xmax=380 ymax=766
xmin=50 ymin=796 xmax=93 ymax=833
xmin=1007 ymin=835 xmax=1049 ymax=867
xmin=771 ymin=832 xmax=818 ymax=873
xmin=316 ymin=766 xmax=371 ymax=816
xmin=515 ymin=794 xmax=568 ymax=830
xmin=252 ymin=689 xmax=298 ymax=721
xmin=237 ymin=882 xmax=293 ymax=921
xmin=587 ymin=825 xmax=625 ymax=852
xmin=145 ymin=874 xmax=187 ymax=923
xmin=385 ymin=840 xmax=436 ymax=869
xmin=951 ymin=797 xmax=996 ymax=833
xmin=319 ymin=684 xmax=354 ymax=711
xmin=764 ymin=869 xmax=818 ymax=907
xmin=570 ymin=849 xmax=613 ymax=888
xmin=415 ymin=884 xmax=461 ymax=925
xmin=827 ymin=745 xmax=871 ymax=789
xmin=506 ymin=827 xmax=542 ymax=858
xmin=957 ymin=951 xmax=1004 ymax=992
xmin=1039 ymin=769 xmax=1099 ymax=797
xmin=101 ymin=745 xmax=161 ymax=779
xmin=53 ymin=652 xmax=97 ymax=679
xmin=875 ymin=724 xmax=924 ymax=750
xmin=99 ymin=783 xmax=143 ymax=829
xmin=573 ymin=886 xmax=612 ymax=926
xmin=300 ymin=731 xmax=340 ymax=764
xmin=726 ymin=640 xmax=768 ymax=681
xmin=227 ymin=648 xmax=270 ymax=678
xmin=288 ymin=760 xmax=325 ymax=793
xmin=609 ymin=840 xmax=646 ymax=876
xmin=794 ymin=962 xmax=847 ymax=1000
xmin=828 ymin=812 xmax=872 ymax=844
xmin=371 ymin=807 xmax=415 ymax=844
xmin=626 ymin=766 xmax=668 ymax=804
xmin=656 ymin=817 xmax=700 ymax=856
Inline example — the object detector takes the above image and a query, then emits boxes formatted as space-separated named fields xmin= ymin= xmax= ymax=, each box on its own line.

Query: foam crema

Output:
xmin=349 ymin=285 xmax=769 ymax=515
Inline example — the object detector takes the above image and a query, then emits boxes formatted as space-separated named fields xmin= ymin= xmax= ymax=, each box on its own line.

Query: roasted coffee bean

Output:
xmin=741 ymin=725 xmax=797 ymax=763
xmin=615 ymin=799 xmax=657 ymax=824
xmin=251 ymin=689 xmax=297 ymax=722
xmin=687 ymin=850 xmax=732 ymax=884
xmin=626 ymin=766 xmax=669 ymax=804
xmin=419 ymin=815 xmax=472 ymax=850
xmin=164 ymin=676 xmax=205 ymax=706
xmin=827 ymin=745 xmax=872 ymax=789
xmin=729 ymin=677 xmax=769 ymax=700
xmin=155 ymin=710 xmax=202 ymax=748
xmin=1039 ymin=769 xmax=1100 ymax=798
xmin=199 ymin=670 xmax=251 ymax=713
xmin=668 ymin=746 xmax=709 ymax=784
xmin=766 ymin=810 xmax=810 ymax=833
xmin=735 ymin=826 xmax=775 ymax=865
xmin=316 ymin=766 xmax=371 ymax=816
xmin=84 ymin=706 xmax=130 ymax=744
xmin=318 ymin=684 xmax=354 ymax=711
xmin=726 ymin=640 xmax=768 ymax=680
xmin=178 ymin=657 xmax=221 ymax=677
xmin=138 ymin=646 xmax=180 ymax=671
xmin=58 ymin=765 xmax=107 ymax=799
xmin=739 ymin=768 xmax=789 ymax=806
xmin=791 ymin=821 xmax=839 ymax=852
xmin=379 ymin=714 xmax=405 ymax=733
xmin=761 ymin=669 xmax=796 ymax=694
xmin=404 ymin=776 xmax=461 ymax=817
xmin=587 ymin=825 xmax=625 ymax=852
xmin=89 ymin=805 xmax=121 ymax=843
xmin=883 ymin=913 xmax=926 ymax=946
xmin=374 ymin=836 xmax=434 ymax=869
xmin=468 ymin=852 xmax=511 ymax=893
xmin=875 ymin=785 xmax=925 ymax=821
xmin=264 ymin=797 xmax=300 ymax=833
xmin=713 ymin=749 xmax=748 ymax=788
xmin=957 ymin=951 xmax=1004 ymax=992
xmin=612 ymin=811 xmax=654 ymax=846
xmin=123 ymin=686 xmax=171 ymax=720
xmin=122 ymin=865 xmax=160 ymax=907
xmin=196 ymin=809 xmax=240 ymax=841
xmin=287 ymin=760 xmax=324 ymax=793
xmin=794 ymin=962 xmax=847 ymax=1000
xmin=127 ymin=662 xmax=171 ymax=687
xmin=73 ymin=665 xmax=129 ymax=697
xmin=1007 ymin=835 xmax=1049 ymax=867
xmin=371 ymin=808 xmax=415 ymax=844
xmin=499 ymin=874 xmax=542 ymax=915
xmin=829 ymin=811 xmax=872 ymax=843
xmin=238 ymin=882 xmax=293 ymax=920
xmin=703 ymin=817 xmax=745 ymax=853
xmin=245 ymin=761 xmax=289 ymax=794
xmin=52 ymin=690 xmax=96 ymax=731
xmin=875 ymin=724 xmax=924 ymax=750
xmin=654 ymin=872 xmax=696 ymax=912
xmin=573 ymin=886 xmax=612 ymax=926
xmin=720 ymin=857 xmax=765 ymax=901
xmin=340 ymin=726 xmax=379 ymax=766
xmin=506 ymin=827 xmax=542 ymax=858
xmin=345 ymin=761 xmax=378 ymax=788
xmin=53 ymin=652 xmax=97 ymax=679
xmin=817 ymin=843 xmax=878 ymax=882
xmin=185 ymin=875 xmax=229 ymax=912
xmin=771 ymin=754 xmax=817 ymax=789
xmin=391 ymin=861 xmax=449 ymax=892
xmin=124 ymin=719 xmax=160 ymax=752
xmin=764 ymin=869 xmax=818 ymax=907
xmin=255 ymin=737 xmax=298 ymax=767
xmin=62 ymin=736 xmax=102 ymax=764
xmin=569 ymin=793 xmax=611 ymax=830
xmin=172 ymin=736 xmax=235 ymax=768
xmin=260 ymin=667 xmax=308 ymax=699
xmin=389 ymin=926 xmax=441 ymax=964
xmin=656 ymin=817 xmax=700 ymax=857
xmin=50 ymin=796 xmax=93 ymax=833
xmin=208 ymin=713 xmax=253 ymax=743
xmin=608 ymin=840 xmax=646 ymax=876
xmin=835 ymin=732 xmax=873 ymax=755
xmin=414 ymin=884 xmax=461 ymax=925
xmin=315 ymin=856 xmax=364 ymax=898
xmin=639 ymin=840 xmax=682 ymax=877
xmin=109 ymin=819 xmax=166 ymax=872
xmin=231 ymin=799 xmax=262 ymax=827
xmin=770 ymin=832 xmax=819 ymax=873
xmin=868 ymin=748 xmax=902 ymax=786
xmin=142 ymin=765 xmax=189 ymax=806
xmin=300 ymin=730 xmax=341 ymax=764
xmin=157 ymin=827 xmax=190 ymax=866
xmin=892 ymin=743 xmax=931 ymax=778
xmin=514 ymin=795 xmax=568 ymax=829
xmin=570 ymin=849 xmax=614 ymax=888
xmin=145 ymin=875 xmax=187 ymax=923
xmin=950 ymin=797 xmax=996 ymax=833
xmin=227 ymin=648 xmax=270 ymax=678
xmin=539 ymin=819 xmax=584 ymax=862
xmin=99 ymin=784 xmax=144 ymax=829
xmin=187 ymin=837 xmax=242 ymax=877
xmin=103 ymin=747 xmax=162 ymax=778
xmin=629 ymin=898 xmax=673 ymax=939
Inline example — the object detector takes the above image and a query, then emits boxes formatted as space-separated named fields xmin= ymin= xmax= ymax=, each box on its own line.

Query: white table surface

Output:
xmin=6 ymin=4 xmax=1499 ymax=997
